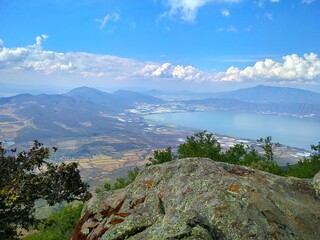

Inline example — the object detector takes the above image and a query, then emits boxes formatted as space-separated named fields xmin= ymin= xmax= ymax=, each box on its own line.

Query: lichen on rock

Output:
xmin=312 ymin=171 xmax=320 ymax=197
xmin=72 ymin=158 xmax=320 ymax=240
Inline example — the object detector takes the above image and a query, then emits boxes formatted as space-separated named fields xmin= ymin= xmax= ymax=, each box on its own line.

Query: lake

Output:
xmin=144 ymin=111 xmax=320 ymax=150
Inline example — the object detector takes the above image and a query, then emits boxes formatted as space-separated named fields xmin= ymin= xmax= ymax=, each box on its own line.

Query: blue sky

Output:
xmin=1 ymin=0 xmax=320 ymax=94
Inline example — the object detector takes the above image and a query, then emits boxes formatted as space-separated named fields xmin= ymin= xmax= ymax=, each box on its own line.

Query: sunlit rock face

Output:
xmin=72 ymin=158 xmax=320 ymax=240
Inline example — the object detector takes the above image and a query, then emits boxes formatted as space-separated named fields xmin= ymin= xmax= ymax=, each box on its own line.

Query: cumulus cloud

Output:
xmin=140 ymin=53 xmax=320 ymax=85
xmin=1 ymin=36 xmax=320 ymax=88
xmin=0 ymin=35 xmax=144 ymax=79
xmin=36 ymin=34 xmax=48 ymax=46
xmin=141 ymin=62 xmax=221 ymax=82
xmin=164 ymin=0 xmax=241 ymax=22
xmin=222 ymin=53 xmax=320 ymax=83
xmin=270 ymin=0 xmax=280 ymax=3
xmin=96 ymin=13 xmax=120 ymax=29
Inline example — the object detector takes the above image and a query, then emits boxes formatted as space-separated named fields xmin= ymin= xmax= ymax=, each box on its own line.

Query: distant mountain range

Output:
xmin=1 ymin=85 xmax=319 ymax=146
xmin=209 ymin=85 xmax=320 ymax=104
xmin=182 ymin=85 xmax=320 ymax=118
xmin=0 ymin=87 xmax=163 ymax=143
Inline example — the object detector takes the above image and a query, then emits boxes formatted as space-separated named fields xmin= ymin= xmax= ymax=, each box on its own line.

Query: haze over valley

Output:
xmin=1 ymin=85 xmax=319 ymax=186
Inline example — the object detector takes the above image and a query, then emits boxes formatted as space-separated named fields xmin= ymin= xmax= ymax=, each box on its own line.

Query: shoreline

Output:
xmin=141 ymin=112 xmax=314 ymax=166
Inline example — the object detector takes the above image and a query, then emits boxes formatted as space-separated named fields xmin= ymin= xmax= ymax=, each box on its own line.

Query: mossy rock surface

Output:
xmin=72 ymin=158 xmax=320 ymax=240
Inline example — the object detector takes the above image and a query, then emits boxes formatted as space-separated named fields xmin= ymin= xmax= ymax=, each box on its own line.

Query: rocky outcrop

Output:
xmin=312 ymin=171 xmax=320 ymax=197
xmin=72 ymin=158 xmax=320 ymax=240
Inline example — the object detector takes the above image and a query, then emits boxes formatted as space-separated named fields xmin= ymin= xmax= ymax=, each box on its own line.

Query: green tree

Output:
xmin=23 ymin=202 xmax=84 ymax=240
xmin=222 ymin=144 xmax=247 ymax=164
xmin=178 ymin=131 xmax=222 ymax=160
xmin=257 ymin=136 xmax=280 ymax=162
xmin=285 ymin=143 xmax=320 ymax=178
xmin=0 ymin=141 xmax=91 ymax=239
xmin=147 ymin=147 xmax=174 ymax=166
xmin=102 ymin=167 xmax=140 ymax=192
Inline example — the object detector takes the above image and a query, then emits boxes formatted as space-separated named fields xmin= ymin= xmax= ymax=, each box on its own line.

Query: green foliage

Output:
xmin=250 ymin=160 xmax=284 ymax=176
xmin=23 ymin=202 xmax=83 ymax=240
xmin=0 ymin=141 xmax=91 ymax=239
xmin=148 ymin=131 xmax=319 ymax=179
xmin=178 ymin=131 xmax=222 ymax=160
xmin=147 ymin=147 xmax=175 ymax=166
xmin=285 ymin=143 xmax=320 ymax=178
xmin=257 ymin=136 xmax=280 ymax=162
xmin=239 ymin=148 xmax=265 ymax=167
xmin=221 ymin=144 xmax=247 ymax=164
xmin=100 ymin=167 xmax=140 ymax=192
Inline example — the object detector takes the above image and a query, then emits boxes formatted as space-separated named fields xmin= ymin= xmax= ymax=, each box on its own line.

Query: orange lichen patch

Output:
xmin=229 ymin=184 xmax=240 ymax=193
xmin=158 ymin=189 xmax=165 ymax=199
xmin=108 ymin=218 xmax=124 ymax=226
xmin=115 ymin=212 xmax=131 ymax=217
xmin=147 ymin=179 xmax=153 ymax=189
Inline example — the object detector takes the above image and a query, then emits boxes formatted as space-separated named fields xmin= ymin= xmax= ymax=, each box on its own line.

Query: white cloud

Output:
xmin=96 ymin=13 xmax=120 ymax=29
xmin=221 ymin=9 xmax=230 ymax=17
xmin=222 ymin=53 xmax=320 ymax=83
xmin=1 ymin=36 xmax=320 ymax=89
xmin=164 ymin=0 xmax=241 ymax=22
xmin=0 ymin=35 xmax=144 ymax=80
xmin=141 ymin=53 xmax=320 ymax=85
xmin=36 ymin=34 xmax=48 ymax=46
xmin=302 ymin=0 xmax=316 ymax=3
xmin=270 ymin=0 xmax=280 ymax=3
xmin=141 ymin=62 xmax=220 ymax=82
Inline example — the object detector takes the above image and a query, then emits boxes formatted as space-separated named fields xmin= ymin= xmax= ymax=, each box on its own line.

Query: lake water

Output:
xmin=144 ymin=111 xmax=320 ymax=150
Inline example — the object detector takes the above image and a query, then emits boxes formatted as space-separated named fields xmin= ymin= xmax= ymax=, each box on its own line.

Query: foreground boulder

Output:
xmin=72 ymin=158 xmax=320 ymax=240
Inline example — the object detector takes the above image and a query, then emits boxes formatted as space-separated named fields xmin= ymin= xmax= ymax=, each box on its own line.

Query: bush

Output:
xmin=147 ymin=147 xmax=175 ymax=166
xmin=23 ymin=202 xmax=83 ymax=240
xmin=285 ymin=143 xmax=320 ymax=178
xmin=178 ymin=131 xmax=222 ymax=161
xmin=98 ymin=167 xmax=140 ymax=192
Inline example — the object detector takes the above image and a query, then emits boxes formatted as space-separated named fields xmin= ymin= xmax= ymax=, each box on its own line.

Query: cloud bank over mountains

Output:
xmin=0 ymin=35 xmax=320 ymax=89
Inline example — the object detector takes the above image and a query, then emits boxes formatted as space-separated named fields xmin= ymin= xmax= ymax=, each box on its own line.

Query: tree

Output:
xmin=257 ymin=136 xmax=280 ymax=162
xmin=147 ymin=147 xmax=174 ymax=166
xmin=285 ymin=142 xmax=320 ymax=178
xmin=222 ymin=144 xmax=247 ymax=164
xmin=178 ymin=131 xmax=222 ymax=160
xmin=23 ymin=202 xmax=84 ymax=240
xmin=101 ymin=167 xmax=140 ymax=192
xmin=0 ymin=141 xmax=91 ymax=239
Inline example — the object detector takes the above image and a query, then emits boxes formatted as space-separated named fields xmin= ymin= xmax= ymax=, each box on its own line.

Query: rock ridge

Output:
xmin=72 ymin=158 xmax=320 ymax=240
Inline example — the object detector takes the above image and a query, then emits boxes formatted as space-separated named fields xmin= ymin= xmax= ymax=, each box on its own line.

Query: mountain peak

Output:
xmin=66 ymin=86 xmax=107 ymax=96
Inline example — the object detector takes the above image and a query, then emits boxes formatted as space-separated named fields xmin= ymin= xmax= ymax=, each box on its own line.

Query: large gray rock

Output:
xmin=72 ymin=158 xmax=320 ymax=240
xmin=312 ymin=171 xmax=320 ymax=197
